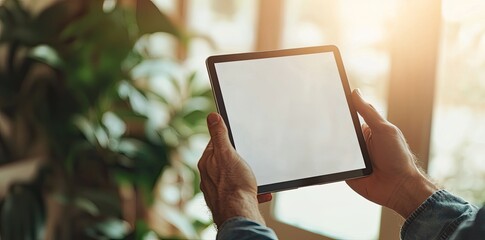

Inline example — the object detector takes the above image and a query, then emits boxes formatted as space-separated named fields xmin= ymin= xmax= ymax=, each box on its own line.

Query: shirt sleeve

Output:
xmin=401 ymin=190 xmax=479 ymax=240
xmin=216 ymin=217 xmax=279 ymax=240
xmin=449 ymin=206 xmax=485 ymax=240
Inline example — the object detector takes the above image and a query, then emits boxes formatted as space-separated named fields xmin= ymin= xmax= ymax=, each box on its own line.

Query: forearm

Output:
xmin=390 ymin=173 xmax=439 ymax=218
xmin=213 ymin=190 xmax=265 ymax=227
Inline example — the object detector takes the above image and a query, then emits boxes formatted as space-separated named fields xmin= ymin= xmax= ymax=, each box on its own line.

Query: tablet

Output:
xmin=205 ymin=45 xmax=372 ymax=194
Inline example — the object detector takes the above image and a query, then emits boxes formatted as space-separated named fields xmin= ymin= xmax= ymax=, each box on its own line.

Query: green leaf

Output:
xmin=33 ymin=1 xmax=84 ymax=43
xmin=114 ymin=109 xmax=149 ymax=122
xmin=73 ymin=197 xmax=99 ymax=216
xmin=0 ymin=7 xmax=14 ymax=41
xmin=160 ymin=204 xmax=198 ymax=239
xmin=144 ymin=89 xmax=170 ymax=105
xmin=65 ymin=141 xmax=93 ymax=175
xmin=136 ymin=0 xmax=181 ymax=38
xmin=183 ymin=110 xmax=207 ymax=127
xmin=28 ymin=45 xmax=63 ymax=69
xmin=187 ymin=71 xmax=197 ymax=88
xmin=73 ymin=115 xmax=97 ymax=145
xmin=0 ymin=0 xmax=30 ymax=30
xmin=85 ymin=218 xmax=130 ymax=239
xmin=102 ymin=111 xmax=126 ymax=139
xmin=0 ymin=184 xmax=45 ymax=240
xmin=169 ymin=75 xmax=183 ymax=97
xmin=192 ymin=88 xmax=214 ymax=100
xmin=192 ymin=219 xmax=212 ymax=233
xmin=116 ymin=138 xmax=169 ymax=197
xmin=134 ymin=220 xmax=158 ymax=239
xmin=118 ymin=82 xmax=151 ymax=115
xmin=76 ymin=188 xmax=122 ymax=217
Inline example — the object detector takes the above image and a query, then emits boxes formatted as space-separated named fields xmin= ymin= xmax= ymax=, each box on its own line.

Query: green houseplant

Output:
xmin=0 ymin=0 xmax=214 ymax=239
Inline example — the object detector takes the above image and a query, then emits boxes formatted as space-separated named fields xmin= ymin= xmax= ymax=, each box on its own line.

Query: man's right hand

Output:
xmin=346 ymin=89 xmax=439 ymax=219
xmin=198 ymin=113 xmax=270 ymax=227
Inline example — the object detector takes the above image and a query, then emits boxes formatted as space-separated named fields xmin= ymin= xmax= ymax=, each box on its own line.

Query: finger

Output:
xmin=198 ymin=165 xmax=216 ymax=198
xmin=204 ymin=139 xmax=214 ymax=152
xmin=362 ymin=123 xmax=372 ymax=142
xmin=198 ymin=164 xmax=210 ymax=192
xmin=199 ymin=184 xmax=214 ymax=211
xmin=346 ymin=179 xmax=368 ymax=197
xmin=257 ymin=193 xmax=273 ymax=203
xmin=197 ymin=140 xmax=214 ymax=172
xmin=352 ymin=89 xmax=387 ymax=128
xmin=199 ymin=182 xmax=206 ymax=194
xmin=206 ymin=112 xmax=233 ymax=149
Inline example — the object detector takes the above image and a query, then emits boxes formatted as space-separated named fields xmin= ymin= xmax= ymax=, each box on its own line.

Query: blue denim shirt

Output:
xmin=217 ymin=190 xmax=482 ymax=240
xmin=217 ymin=217 xmax=278 ymax=240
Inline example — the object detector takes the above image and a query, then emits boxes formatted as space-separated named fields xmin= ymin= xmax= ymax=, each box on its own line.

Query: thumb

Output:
xmin=207 ymin=112 xmax=233 ymax=148
xmin=351 ymin=89 xmax=387 ymax=128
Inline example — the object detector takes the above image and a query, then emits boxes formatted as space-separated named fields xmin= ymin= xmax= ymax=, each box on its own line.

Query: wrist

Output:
xmin=213 ymin=190 xmax=264 ymax=227
xmin=391 ymin=174 xmax=439 ymax=219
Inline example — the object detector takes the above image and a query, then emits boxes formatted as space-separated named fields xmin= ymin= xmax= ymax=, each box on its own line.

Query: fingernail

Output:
xmin=207 ymin=113 xmax=219 ymax=126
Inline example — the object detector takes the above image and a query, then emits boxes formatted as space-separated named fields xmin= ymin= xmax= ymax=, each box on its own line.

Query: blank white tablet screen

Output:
xmin=214 ymin=52 xmax=365 ymax=186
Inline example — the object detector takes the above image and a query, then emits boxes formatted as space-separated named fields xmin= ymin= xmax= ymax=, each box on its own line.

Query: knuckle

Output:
xmin=197 ymin=159 xmax=205 ymax=171
xmin=380 ymin=123 xmax=400 ymax=134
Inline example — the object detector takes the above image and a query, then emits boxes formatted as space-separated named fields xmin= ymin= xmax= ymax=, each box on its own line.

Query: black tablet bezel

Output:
xmin=205 ymin=45 xmax=372 ymax=194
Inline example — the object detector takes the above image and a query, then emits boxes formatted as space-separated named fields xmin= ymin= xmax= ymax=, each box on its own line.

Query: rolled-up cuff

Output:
xmin=401 ymin=190 xmax=478 ymax=240
xmin=217 ymin=217 xmax=278 ymax=240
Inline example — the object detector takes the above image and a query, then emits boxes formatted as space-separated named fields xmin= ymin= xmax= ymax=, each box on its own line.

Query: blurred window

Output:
xmin=429 ymin=0 xmax=485 ymax=204
xmin=185 ymin=0 xmax=258 ymax=73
